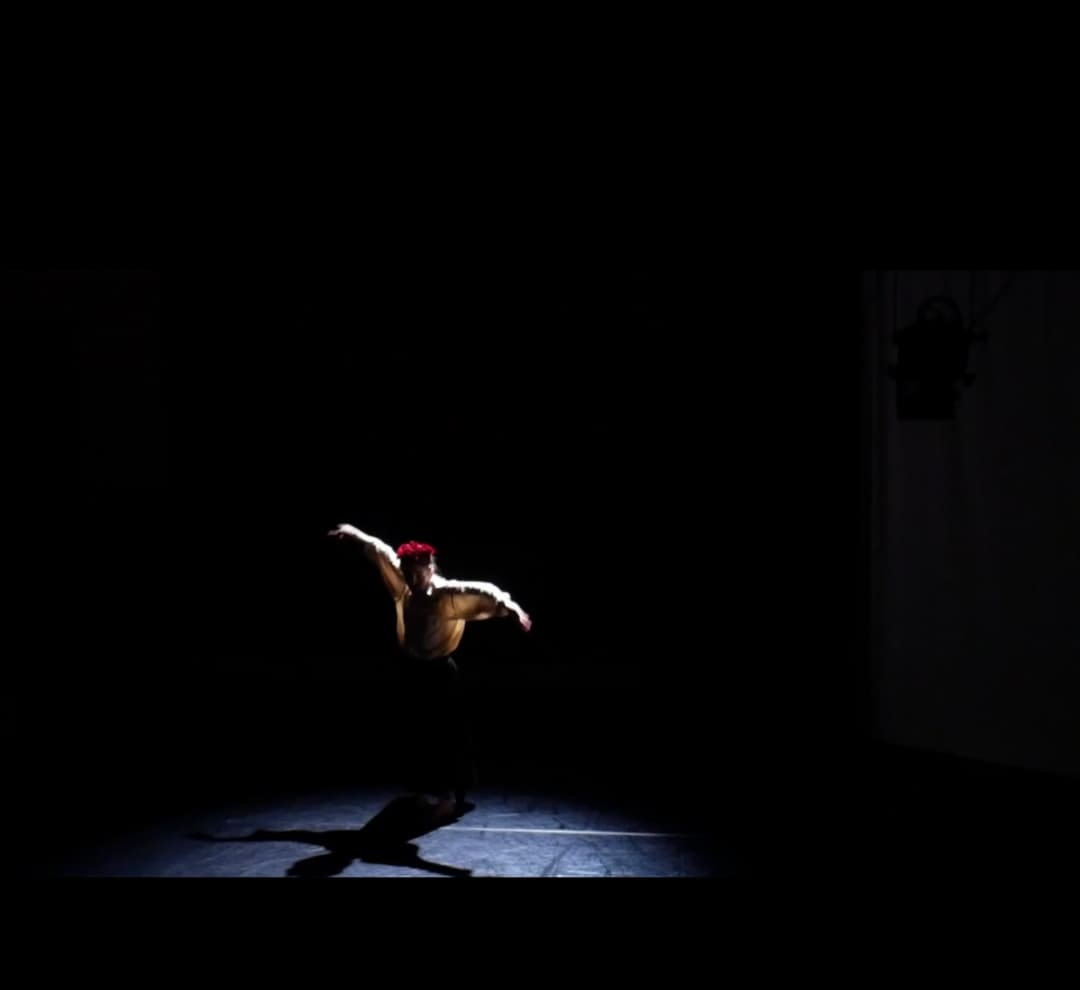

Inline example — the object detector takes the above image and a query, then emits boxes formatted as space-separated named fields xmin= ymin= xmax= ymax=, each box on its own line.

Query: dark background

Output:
xmin=10 ymin=255 xmax=866 ymax=875
xmin=21 ymin=264 xmax=1078 ymax=879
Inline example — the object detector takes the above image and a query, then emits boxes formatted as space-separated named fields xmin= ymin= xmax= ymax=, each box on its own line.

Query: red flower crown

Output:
xmin=397 ymin=540 xmax=437 ymax=560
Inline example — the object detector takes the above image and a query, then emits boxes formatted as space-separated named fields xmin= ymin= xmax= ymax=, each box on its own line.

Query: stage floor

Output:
xmin=35 ymin=783 xmax=739 ymax=878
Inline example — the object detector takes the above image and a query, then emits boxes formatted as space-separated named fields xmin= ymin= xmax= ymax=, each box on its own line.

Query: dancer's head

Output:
xmin=397 ymin=540 xmax=437 ymax=592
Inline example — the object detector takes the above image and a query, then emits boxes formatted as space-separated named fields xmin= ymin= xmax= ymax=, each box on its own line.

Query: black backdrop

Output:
xmin=9 ymin=255 xmax=864 ymax=872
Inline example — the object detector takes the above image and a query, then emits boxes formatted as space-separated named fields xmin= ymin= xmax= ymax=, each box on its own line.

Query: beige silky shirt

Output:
xmin=363 ymin=536 xmax=521 ymax=660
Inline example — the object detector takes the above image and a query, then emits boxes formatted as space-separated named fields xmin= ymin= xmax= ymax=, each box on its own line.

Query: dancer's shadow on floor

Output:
xmin=190 ymin=795 xmax=474 ymax=878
